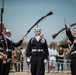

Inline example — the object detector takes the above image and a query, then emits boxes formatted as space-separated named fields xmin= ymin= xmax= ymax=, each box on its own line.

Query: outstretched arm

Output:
xmin=13 ymin=36 xmax=27 ymax=47
xmin=66 ymin=25 xmax=75 ymax=43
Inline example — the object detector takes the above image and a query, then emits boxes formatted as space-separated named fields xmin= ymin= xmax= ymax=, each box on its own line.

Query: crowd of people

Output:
xmin=11 ymin=45 xmax=30 ymax=73
xmin=1 ymin=22 xmax=76 ymax=75
xmin=46 ymin=43 xmax=70 ymax=74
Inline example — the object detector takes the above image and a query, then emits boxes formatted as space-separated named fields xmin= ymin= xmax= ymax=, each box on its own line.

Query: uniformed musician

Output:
xmin=2 ymin=29 xmax=26 ymax=75
xmin=0 ymin=24 xmax=7 ymax=75
xmin=26 ymin=28 xmax=49 ymax=75
xmin=66 ymin=25 xmax=76 ymax=75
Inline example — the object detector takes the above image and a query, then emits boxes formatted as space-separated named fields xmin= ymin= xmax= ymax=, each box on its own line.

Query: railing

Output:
xmin=10 ymin=59 xmax=71 ymax=73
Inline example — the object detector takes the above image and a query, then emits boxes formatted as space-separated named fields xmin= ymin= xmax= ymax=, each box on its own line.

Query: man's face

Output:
xmin=59 ymin=47 xmax=62 ymax=50
xmin=35 ymin=30 xmax=41 ymax=36
xmin=2 ymin=29 xmax=6 ymax=35
xmin=52 ymin=45 xmax=55 ymax=49
xmin=5 ymin=32 xmax=11 ymax=37
xmin=72 ymin=29 xmax=76 ymax=37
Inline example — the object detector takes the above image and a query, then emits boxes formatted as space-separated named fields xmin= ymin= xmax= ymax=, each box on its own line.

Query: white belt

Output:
xmin=32 ymin=49 xmax=43 ymax=52
xmin=71 ymin=51 xmax=76 ymax=55
xmin=0 ymin=47 xmax=3 ymax=50
xmin=6 ymin=49 xmax=12 ymax=52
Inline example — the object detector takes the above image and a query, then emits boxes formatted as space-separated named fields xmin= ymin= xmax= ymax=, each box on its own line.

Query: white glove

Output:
xmin=26 ymin=57 xmax=30 ymax=63
xmin=44 ymin=59 xmax=48 ymax=63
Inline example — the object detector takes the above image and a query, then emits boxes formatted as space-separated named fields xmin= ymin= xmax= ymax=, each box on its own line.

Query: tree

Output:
xmin=22 ymin=42 xmax=28 ymax=48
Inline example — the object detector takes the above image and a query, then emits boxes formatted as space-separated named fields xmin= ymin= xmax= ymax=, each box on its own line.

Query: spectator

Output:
xmin=18 ymin=46 xmax=26 ymax=71
xmin=57 ymin=46 xmax=65 ymax=73
xmin=11 ymin=50 xmax=17 ymax=72
xmin=47 ymin=45 xmax=52 ymax=73
xmin=15 ymin=47 xmax=22 ymax=72
xmin=48 ymin=44 xmax=57 ymax=73
xmin=57 ymin=39 xmax=72 ymax=73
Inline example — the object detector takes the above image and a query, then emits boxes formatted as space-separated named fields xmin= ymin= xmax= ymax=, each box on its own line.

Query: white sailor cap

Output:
xmin=34 ymin=28 xmax=41 ymax=31
xmin=6 ymin=29 xmax=11 ymax=35
xmin=6 ymin=29 xmax=11 ymax=33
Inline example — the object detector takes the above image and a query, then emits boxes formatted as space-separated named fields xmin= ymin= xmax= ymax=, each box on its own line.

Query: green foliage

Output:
xmin=22 ymin=38 xmax=67 ymax=48
xmin=49 ymin=38 xmax=67 ymax=46
xmin=60 ymin=39 xmax=67 ymax=44
xmin=22 ymin=42 xmax=28 ymax=48
xmin=49 ymin=42 xmax=57 ymax=46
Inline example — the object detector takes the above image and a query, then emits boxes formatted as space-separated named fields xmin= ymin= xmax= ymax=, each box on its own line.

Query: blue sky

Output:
xmin=0 ymin=0 xmax=76 ymax=45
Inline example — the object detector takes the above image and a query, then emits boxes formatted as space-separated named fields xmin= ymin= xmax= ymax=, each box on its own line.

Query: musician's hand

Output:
xmin=67 ymin=25 xmax=71 ymax=29
xmin=1 ymin=53 xmax=5 ymax=57
xmin=22 ymin=36 xmax=27 ymax=41
xmin=2 ymin=54 xmax=7 ymax=59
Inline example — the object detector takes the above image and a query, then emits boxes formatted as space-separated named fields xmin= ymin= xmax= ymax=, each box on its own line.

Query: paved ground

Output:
xmin=9 ymin=71 xmax=71 ymax=75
